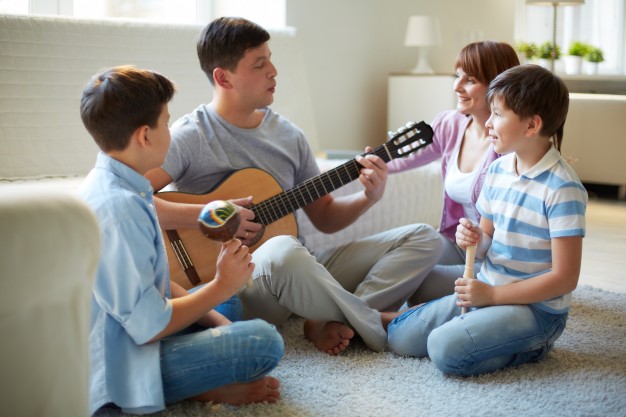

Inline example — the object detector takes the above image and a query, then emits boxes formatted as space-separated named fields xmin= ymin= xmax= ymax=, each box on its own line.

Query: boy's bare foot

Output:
xmin=192 ymin=376 xmax=280 ymax=405
xmin=380 ymin=311 xmax=403 ymax=331
xmin=303 ymin=320 xmax=354 ymax=355
xmin=381 ymin=303 xmax=425 ymax=331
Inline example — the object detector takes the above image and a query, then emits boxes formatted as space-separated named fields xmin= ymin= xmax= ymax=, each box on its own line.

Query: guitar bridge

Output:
xmin=165 ymin=229 xmax=201 ymax=286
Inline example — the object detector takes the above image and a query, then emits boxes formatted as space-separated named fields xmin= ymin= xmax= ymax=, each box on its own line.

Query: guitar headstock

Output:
xmin=384 ymin=121 xmax=434 ymax=161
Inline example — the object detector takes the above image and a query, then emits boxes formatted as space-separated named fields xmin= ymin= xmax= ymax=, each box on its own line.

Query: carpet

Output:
xmin=96 ymin=285 xmax=626 ymax=417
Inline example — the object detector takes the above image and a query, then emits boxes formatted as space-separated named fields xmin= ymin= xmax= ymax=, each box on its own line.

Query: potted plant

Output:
xmin=584 ymin=47 xmax=604 ymax=75
xmin=514 ymin=41 xmax=538 ymax=64
xmin=564 ymin=41 xmax=590 ymax=75
xmin=538 ymin=41 xmax=561 ymax=69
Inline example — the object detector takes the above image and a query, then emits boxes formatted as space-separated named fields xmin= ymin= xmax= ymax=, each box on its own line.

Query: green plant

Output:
xmin=538 ymin=41 xmax=561 ymax=60
xmin=568 ymin=41 xmax=590 ymax=57
xmin=514 ymin=41 xmax=538 ymax=60
xmin=586 ymin=47 xmax=604 ymax=63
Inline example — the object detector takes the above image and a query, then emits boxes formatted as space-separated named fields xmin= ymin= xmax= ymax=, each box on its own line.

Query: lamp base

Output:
xmin=409 ymin=48 xmax=434 ymax=74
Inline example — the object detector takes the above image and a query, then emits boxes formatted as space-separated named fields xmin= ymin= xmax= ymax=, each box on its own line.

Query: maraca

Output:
xmin=198 ymin=200 xmax=254 ymax=288
xmin=198 ymin=200 xmax=240 ymax=242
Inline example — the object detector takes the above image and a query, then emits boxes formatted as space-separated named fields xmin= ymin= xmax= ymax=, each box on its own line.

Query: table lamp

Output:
xmin=404 ymin=15 xmax=442 ymax=74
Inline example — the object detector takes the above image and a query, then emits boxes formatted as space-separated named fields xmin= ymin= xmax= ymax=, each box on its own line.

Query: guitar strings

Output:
xmin=252 ymin=125 xmax=428 ymax=225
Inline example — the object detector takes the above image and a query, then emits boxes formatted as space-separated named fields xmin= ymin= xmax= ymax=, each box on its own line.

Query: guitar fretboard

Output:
xmin=251 ymin=121 xmax=432 ymax=226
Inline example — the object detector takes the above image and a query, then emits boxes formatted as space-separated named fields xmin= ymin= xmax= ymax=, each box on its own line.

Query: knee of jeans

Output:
xmin=234 ymin=320 xmax=284 ymax=381
xmin=427 ymin=326 xmax=469 ymax=376
xmin=251 ymin=319 xmax=285 ymax=362
xmin=387 ymin=324 xmax=428 ymax=358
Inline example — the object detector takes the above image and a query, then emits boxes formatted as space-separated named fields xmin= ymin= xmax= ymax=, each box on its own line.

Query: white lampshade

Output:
xmin=404 ymin=15 xmax=442 ymax=47
xmin=404 ymin=15 xmax=442 ymax=74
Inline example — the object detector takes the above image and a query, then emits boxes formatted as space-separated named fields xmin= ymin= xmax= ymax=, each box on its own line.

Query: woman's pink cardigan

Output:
xmin=388 ymin=110 xmax=499 ymax=242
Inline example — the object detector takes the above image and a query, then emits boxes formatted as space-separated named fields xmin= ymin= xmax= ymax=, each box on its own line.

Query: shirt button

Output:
xmin=140 ymin=192 xmax=146 ymax=198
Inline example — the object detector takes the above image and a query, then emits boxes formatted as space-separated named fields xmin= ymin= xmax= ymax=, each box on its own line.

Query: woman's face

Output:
xmin=453 ymin=67 xmax=489 ymax=116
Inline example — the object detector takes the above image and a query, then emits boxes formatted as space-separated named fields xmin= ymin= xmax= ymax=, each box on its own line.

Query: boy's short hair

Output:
xmin=80 ymin=65 xmax=175 ymax=152
xmin=487 ymin=64 xmax=569 ymax=151
xmin=454 ymin=41 xmax=520 ymax=86
xmin=197 ymin=17 xmax=270 ymax=85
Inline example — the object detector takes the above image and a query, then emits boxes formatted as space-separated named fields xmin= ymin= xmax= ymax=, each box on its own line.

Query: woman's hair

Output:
xmin=197 ymin=17 xmax=270 ymax=85
xmin=455 ymin=41 xmax=520 ymax=85
xmin=487 ymin=64 xmax=570 ymax=151
xmin=80 ymin=65 xmax=175 ymax=152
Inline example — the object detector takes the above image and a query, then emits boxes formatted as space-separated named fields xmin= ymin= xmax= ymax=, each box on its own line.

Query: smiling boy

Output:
xmin=388 ymin=65 xmax=587 ymax=377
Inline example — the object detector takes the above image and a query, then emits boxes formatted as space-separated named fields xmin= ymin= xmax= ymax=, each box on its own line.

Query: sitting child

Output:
xmin=387 ymin=64 xmax=587 ymax=377
xmin=78 ymin=65 xmax=284 ymax=415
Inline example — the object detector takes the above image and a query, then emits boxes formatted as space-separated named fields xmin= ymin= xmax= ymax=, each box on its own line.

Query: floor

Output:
xmin=579 ymin=198 xmax=626 ymax=294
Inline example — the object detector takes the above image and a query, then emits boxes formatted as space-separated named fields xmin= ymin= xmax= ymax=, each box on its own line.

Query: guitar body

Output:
xmin=158 ymin=168 xmax=298 ymax=290
xmin=158 ymin=120 xmax=434 ymax=290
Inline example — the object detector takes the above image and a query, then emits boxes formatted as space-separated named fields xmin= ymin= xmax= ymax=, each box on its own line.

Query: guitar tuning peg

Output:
xmin=387 ymin=130 xmax=395 ymax=139
xmin=405 ymin=121 xmax=416 ymax=129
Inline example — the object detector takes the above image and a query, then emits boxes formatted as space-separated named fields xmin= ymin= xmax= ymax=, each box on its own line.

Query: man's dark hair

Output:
xmin=197 ymin=17 xmax=270 ymax=85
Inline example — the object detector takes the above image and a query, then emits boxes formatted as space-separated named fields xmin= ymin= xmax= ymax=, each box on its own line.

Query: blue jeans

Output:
xmin=187 ymin=289 xmax=243 ymax=322
xmin=387 ymin=294 xmax=568 ymax=376
xmin=214 ymin=294 xmax=243 ymax=321
xmin=160 ymin=319 xmax=284 ymax=404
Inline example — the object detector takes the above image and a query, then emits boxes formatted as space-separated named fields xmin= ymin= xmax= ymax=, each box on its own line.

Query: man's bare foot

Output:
xmin=303 ymin=320 xmax=354 ymax=355
xmin=192 ymin=376 xmax=280 ymax=405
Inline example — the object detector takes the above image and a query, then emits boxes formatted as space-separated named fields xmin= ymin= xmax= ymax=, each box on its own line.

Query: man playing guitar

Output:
xmin=146 ymin=17 xmax=443 ymax=355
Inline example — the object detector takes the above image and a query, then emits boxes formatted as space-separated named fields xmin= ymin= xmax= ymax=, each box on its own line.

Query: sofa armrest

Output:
xmin=0 ymin=189 xmax=100 ymax=417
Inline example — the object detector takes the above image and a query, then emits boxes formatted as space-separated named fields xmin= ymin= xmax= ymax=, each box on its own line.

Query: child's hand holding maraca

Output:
xmin=214 ymin=239 xmax=255 ymax=294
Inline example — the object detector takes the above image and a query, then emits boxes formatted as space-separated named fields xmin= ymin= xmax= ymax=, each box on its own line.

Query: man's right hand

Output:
xmin=230 ymin=196 xmax=263 ymax=244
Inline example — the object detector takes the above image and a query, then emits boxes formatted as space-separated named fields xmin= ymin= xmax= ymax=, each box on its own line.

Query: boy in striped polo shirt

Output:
xmin=387 ymin=65 xmax=587 ymax=376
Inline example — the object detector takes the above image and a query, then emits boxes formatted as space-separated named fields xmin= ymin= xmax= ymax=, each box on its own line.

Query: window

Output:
xmin=0 ymin=0 xmax=286 ymax=28
xmin=516 ymin=0 xmax=625 ymax=75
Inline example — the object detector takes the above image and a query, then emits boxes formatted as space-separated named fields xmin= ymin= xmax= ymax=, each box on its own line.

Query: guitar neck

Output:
xmin=251 ymin=143 xmax=395 ymax=226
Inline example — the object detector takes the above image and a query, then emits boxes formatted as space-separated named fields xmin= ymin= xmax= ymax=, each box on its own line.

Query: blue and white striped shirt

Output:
xmin=476 ymin=147 xmax=587 ymax=313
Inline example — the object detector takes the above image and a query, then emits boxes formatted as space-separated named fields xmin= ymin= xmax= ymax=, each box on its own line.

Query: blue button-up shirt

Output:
xmin=79 ymin=153 xmax=173 ymax=415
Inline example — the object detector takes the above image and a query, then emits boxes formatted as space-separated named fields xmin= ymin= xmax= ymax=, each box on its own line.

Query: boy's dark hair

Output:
xmin=455 ymin=41 xmax=520 ymax=86
xmin=487 ymin=64 xmax=569 ymax=151
xmin=80 ymin=65 xmax=175 ymax=152
xmin=197 ymin=17 xmax=270 ymax=85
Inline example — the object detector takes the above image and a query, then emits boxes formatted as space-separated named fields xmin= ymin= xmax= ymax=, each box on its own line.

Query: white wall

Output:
xmin=286 ymin=0 xmax=517 ymax=151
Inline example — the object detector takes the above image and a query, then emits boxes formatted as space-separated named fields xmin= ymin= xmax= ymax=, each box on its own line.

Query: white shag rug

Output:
xmin=96 ymin=285 xmax=626 ymax=417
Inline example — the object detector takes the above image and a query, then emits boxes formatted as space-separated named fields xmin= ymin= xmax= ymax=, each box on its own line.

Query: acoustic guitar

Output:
xmin=158 ymin=121 xmax=434 ymax=289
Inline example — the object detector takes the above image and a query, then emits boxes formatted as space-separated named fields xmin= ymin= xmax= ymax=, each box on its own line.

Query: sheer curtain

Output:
xmin=515 ymin=0 xmax=624 ymax=75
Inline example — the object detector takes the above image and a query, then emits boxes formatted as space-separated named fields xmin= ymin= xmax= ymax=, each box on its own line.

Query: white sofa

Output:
xmin=0 ymin=189 xmax=100 ymax=417
xmin=0 ymin=14 xmax=443 ymax=415
xmin=561 ymin=93 xmax=626 ymax=199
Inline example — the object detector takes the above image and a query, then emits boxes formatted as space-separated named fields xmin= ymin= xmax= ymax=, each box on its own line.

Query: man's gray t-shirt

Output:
xmin=163 ymin=104 xmax=320 ymax=195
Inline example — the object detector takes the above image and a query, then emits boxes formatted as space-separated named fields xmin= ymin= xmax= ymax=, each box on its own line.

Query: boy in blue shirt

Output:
xmin=79 ymin=66 xmax=283 ymax=415
xmin=388 ymin=65 xmax=587 ymax=376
